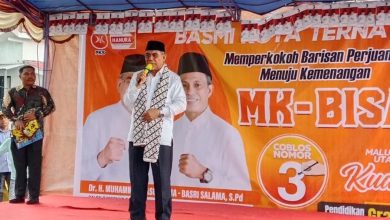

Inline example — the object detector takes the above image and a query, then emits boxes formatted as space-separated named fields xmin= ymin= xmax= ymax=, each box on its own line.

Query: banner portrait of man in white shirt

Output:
xmin=172 ymin=52 xmax=251 ymax=190
xmin=81 ymin=54 xmax=145 ymax=182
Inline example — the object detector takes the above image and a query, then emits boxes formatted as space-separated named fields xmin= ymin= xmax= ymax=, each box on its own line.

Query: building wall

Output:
xmin=0 ymin=41 xmax=23 ymax=64
xmin=0 ymin=30 xmax=45 ymax=103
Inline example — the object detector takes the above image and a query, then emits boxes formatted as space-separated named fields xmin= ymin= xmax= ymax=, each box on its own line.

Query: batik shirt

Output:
xmin=2 ymin=85 xmax=55 ymax=133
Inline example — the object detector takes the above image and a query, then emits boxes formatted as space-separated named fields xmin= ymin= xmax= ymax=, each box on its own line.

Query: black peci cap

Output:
xmin=177 ymin=52 xmax=212 ymax=80
xmin=121 ymin=54 xmax=146 ymax=73
xmin=145 ymin=40 xmax=165 ymax=52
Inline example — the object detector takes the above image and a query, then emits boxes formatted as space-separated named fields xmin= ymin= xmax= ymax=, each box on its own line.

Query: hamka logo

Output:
xmin=110 ymin=33 xmax=136 ymax=50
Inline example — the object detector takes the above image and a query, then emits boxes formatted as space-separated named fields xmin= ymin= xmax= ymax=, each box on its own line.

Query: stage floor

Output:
xmin=0 ymin=195 xmax=373 ymax=220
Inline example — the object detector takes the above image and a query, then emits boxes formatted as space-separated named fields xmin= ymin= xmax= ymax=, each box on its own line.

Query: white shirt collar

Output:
xmin=184 ymin=107 xmax=212 ymax=128
xmin=150 ymin=64 xmax=167 ymax=78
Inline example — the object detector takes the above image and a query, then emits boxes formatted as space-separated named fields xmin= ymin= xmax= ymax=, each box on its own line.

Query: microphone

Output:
xmin=137 ymin=63 xmax=153 ymax=86
xmin=143 ymin=63 xmax=153 ymax=77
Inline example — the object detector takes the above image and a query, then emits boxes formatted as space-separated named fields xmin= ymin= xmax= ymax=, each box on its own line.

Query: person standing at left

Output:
xmin=2 ymin=65 xmax=55 ymax=205
xmin=124 ymin=40 xmax=186 ymax=220
xmin=0 ymin=112 xmax=11 ymax=201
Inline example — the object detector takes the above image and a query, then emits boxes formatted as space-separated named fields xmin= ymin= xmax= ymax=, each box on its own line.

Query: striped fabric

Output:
xmin=133 ymin=68 xmax=170 ymax=163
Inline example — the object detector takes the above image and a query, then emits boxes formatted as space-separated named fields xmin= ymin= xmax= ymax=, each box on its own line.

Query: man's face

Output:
xmin=117 ymin=72 xmax=134 ymax=98
xmin=20 ymin=67 xmax=36 ymax=87
xmin=180 ymin=72 xmax=213 ymax=116
xmin=0 ymin=115 xmax=9 ymax=130
xmin=145 ymin=50 xmax=166 ymax=72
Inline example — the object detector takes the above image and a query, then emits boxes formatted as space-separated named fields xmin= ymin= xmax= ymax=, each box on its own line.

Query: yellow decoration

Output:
xmin=12 ymin=119 xmax=40 ymax=142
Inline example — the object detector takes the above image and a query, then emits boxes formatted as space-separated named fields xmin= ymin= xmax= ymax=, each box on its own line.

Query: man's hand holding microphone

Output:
xmin=136 ymin=63 xmax=153 ymax=88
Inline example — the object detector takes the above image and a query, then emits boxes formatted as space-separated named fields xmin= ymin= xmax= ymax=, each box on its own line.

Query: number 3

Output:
xmin=277 ymin=161 xmax=306 ymax=201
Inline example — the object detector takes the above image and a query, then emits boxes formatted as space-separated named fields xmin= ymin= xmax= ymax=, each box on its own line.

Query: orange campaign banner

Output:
xmin=75 ymin=17 xmax=390 ymax=217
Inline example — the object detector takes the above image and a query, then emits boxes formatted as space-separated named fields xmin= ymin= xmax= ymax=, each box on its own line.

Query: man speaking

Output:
xmin=123 ymin=40 xmax=186 ymax=220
